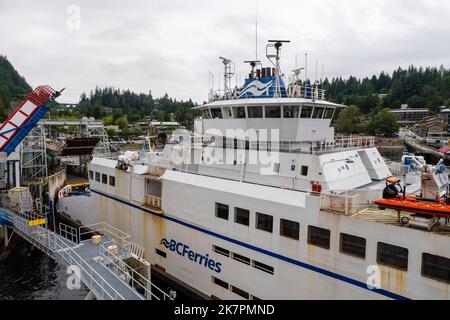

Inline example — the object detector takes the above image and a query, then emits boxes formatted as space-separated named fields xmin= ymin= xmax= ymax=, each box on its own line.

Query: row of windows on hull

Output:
xmin=202 ymin=105 xmax=335 ymax=120
xmin=89 ymin=170 xmax=115 ymax=187
xmin=212 ymin=245 xmax=274 ymax=275
xmin=155 ymin=244 xmax=274 ymax=275
xmin=215 ymin=202 xmax=450 ymax=285
xmin=212 ymin=277 xmax=261 ymax=300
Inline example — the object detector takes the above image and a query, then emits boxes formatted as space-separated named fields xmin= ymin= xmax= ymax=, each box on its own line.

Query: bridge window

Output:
xmin=324 ymin=107 xmax=335 ymax=119
xmin=89 ymin=170 xmax=93 ymax=180
xmin=265 ymin=106 xmax=281 ymax=118
xmin=233 ymin=106 xmax=246 ymax=118
xmin=252 ymin=260 xmax=274 ymax=275
xmin=256 ymin=212 xmax=273 ymax=233
xmin=283 ymin=106 xmax=300 ymax=118
xmin=312 ymin=107 xmax=325 ymax=119
xmin=95 ymin=172 xmax=100 ymax=182
xmin=231 ymin=286 xmax=250 ymax=299
xmin=248 ymin=106 xmax=263 ymax=118
xmin=202 ymin=109 xmax=211 ymax=119
xmin=300 ymin=106 xmax=313 ymax=118
xmin=340 ymin=233 xmax=366 ymax=259
xmin=210 ymin=108 xmax=223 ymax=119
xmin=102 ymin=174 xmax=108 ymax=184
xmin=308 ymin=226 xmax=330 ymax=249
xmin=215 ymin=203 xmax=229 ymax=220
xmin=377 ymin=242 xmax=409 ymax=271
xmin=109 ymin=176 xmax=115 ymax=187
xmin=280 ymin=219 xmax=300 ymax=240
xmin=235 ymin=207 xmax=250 ymax=226
xmin=213 ymin=245 xmax=230 ymax=257
xmin=212 ymin=277 xmax=229 ymax=290
xmin=422 ymin=253 xmax=450 ymax=284
xmin=222 ymin=107 xmax=232 ymax=118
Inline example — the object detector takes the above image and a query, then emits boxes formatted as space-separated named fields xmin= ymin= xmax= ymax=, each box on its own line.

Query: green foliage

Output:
xmin=105 ymin=128 xmax=117 ymax=137
xmin=127 ymin=113 xmax=142 ymax=123
xmin=335 ymin=105 xmax=362 ymax=134
xmin=114 ymin=116 xmax=129 ymax=131
xmin=368 ymin=108 xmax=399 ymax=137
xmin=102 ymin=115 xmax=114 ymax=126
xmin=323 ymin=65 xmax=450 ymax=113
xmin=74 ymin=87 xmax=200 ymax=126
xmin=0 ymin=55 xmax=32 ymax=121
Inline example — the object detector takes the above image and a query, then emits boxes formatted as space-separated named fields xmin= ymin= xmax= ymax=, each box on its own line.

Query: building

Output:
xmin=390 ymin=104 xmax=429 ymax=125
xmin=439 ymin=106 xmax=450 ymax=133
xmin=415 ymin=116 xmax=447 ymax=146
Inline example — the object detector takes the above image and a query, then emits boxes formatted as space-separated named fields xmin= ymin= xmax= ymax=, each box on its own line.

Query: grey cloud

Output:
xmin=1 ymin=0 xmax=450 ymax=103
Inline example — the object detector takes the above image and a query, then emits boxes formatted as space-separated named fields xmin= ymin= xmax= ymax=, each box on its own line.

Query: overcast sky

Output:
xmin=1 ymin=0 xmax=450 ymax=104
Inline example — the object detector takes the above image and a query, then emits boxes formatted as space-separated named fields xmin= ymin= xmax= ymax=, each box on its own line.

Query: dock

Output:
xmin=404 ymin=138 xmax=450 ymax=163
xmin=1 ymin=202 xmax=171 ymax=300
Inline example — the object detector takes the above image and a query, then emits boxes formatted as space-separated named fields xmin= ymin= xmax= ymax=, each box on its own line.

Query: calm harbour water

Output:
xmin=0 ymin=240 xmax=88 ymax=300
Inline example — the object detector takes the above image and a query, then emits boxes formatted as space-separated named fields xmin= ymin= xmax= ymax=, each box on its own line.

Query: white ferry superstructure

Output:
xmin=74 ymin=41 xmax=450 ymax=300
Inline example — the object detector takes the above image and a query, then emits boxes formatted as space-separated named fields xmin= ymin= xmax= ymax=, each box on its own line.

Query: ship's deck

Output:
xmin=352 ymin=207 xmax=450 ymax=236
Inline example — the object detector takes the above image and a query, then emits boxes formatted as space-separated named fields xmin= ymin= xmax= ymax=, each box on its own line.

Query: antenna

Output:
xmin=292 ymin=67 xmax=305 ymax=84
xmin=255 ymin=1 xmax=258 ymax=60
xmin=315 ymin=59 xmax=318 ymax=84
xmin=219 ymin=57 xmax=234 ymax=99
xmin=305 ymin=53 xmax=308 ymax=84
xmin=244 ymin=60 xmax=261 ymax=79
xmin=266 ymin=40 xmax=290 ymax=97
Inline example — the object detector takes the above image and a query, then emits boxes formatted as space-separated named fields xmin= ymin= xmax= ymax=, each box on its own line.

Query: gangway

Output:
xmin=0 ymin=85 xmax=62 ymax=156
xmin=1 ymin=199 xmax=171 ymax=300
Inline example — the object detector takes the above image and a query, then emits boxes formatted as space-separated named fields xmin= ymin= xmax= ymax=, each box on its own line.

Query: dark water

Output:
xmin=379 ymin=146 xmax=405 ymax=162
xmin=0 ymin=239 xmax=88 ymax=300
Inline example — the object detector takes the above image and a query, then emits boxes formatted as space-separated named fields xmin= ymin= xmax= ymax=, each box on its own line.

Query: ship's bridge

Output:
xmin=193 ymin=98 xmax=345 ymax=142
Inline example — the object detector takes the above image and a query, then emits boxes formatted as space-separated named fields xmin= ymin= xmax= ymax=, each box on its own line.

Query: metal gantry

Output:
xmin=20 ymin=125 xmax=48 ymax=185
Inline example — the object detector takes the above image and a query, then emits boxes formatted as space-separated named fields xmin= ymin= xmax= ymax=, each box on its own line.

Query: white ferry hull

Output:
xmin=81 ymin=165 xmax=449 ymax=300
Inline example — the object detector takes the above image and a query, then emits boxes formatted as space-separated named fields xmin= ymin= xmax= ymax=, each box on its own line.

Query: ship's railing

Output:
xmin=79 ymin=222 xmax=132 ymax=253
xmin=148 ymin=164 xmax=168 ymax=177
xmin=320 ymin=188 xmax=384 ymax=216
xmin=287 ymin=84 xmax=326 ymax=100
xmin=144 ymin=194 xmax=162 ymax=209
xmin=320 ymin=192 xmax=361 ymax=216
xmin=99 ymin=240 xmax=172 ymax=300
xmin=386 ymin=160 xmax=410 ymax=175
xmin=208 ymin=84 xmax=326 ymax=102
xmin=59 ymin=222 xmax=78 ymax=243
xmin=209 ymin=135 xmax=376 ymax=154
xmin=12 ymin=211 xmax=126 ymax=300
xmin=311 ymin=136 xmax=375 ymax=154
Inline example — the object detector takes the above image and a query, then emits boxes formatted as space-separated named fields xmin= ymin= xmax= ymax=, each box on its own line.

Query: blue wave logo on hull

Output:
xmin=160 ymin=238 xmax=222 ymax=273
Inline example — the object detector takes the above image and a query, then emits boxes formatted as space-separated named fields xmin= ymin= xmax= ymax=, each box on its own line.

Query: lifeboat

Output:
xmin=375 ymin=176 xmax=450 ymax=218
xmin=375 ymin=196 xmax=450 ymax=218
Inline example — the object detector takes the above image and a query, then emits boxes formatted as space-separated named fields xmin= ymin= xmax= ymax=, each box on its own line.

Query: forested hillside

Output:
xmin=68 ymin=87 xmax=199 ymax=130
xmin=322 ymin=65 xmax=450 ymax=113
xmin=0 ymin=56 xmax=32 ymax=120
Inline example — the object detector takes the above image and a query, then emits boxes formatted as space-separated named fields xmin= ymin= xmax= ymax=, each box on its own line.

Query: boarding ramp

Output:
xmin=3 ymin=193 xmax=171 ymax=300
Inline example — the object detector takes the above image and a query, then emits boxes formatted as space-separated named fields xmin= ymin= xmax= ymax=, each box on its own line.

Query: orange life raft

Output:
xmin=375 ymin=196 xmax=450 ymax=217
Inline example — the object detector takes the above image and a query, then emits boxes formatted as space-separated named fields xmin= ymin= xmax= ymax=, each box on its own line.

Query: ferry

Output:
xmin=67 ymin=40 xmax=450 ymax=300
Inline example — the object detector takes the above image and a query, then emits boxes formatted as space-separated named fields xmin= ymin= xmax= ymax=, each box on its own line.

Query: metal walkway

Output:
xmin=8 ymin=209 xmax=170 ymax=300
